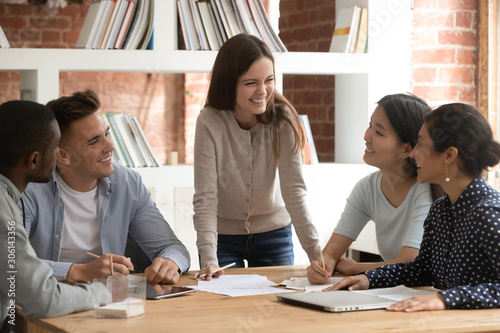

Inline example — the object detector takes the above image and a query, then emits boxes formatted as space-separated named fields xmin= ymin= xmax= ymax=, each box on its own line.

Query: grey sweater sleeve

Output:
xmin=0 ymin=187 xmax=110 ymax=323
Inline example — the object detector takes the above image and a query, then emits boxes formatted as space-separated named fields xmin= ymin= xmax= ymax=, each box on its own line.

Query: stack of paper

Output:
xmin=95 ymin=298 xmax=145 ymax=318
xmin=197 ymin=274 xmax=295 ymax=297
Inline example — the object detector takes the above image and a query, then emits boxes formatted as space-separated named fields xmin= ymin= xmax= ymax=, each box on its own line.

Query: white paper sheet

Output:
xmin=353 ymin=285 xmax=436 ymax=301
xmin=278 ymin=277 xmax=344 ymax=291
xmin=197 ymin=274 xmax=295 ymax=297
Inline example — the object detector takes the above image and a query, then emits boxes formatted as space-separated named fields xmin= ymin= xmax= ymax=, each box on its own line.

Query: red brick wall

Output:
xmin=411 ymin=0 xmax=476 ymax=107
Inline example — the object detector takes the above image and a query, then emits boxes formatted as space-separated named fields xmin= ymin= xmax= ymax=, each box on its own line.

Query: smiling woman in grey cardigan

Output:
xmin=192 ymin=34 xmax=320 ymax=280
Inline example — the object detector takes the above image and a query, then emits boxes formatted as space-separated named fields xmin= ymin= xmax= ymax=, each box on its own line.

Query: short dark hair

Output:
xmin=0 ymin=100 xmax=56 ymax=170
xmin=46 ymin=89 xmax=101 ymax=138
xmin=425 ymin=103 xmax=500 ymax=177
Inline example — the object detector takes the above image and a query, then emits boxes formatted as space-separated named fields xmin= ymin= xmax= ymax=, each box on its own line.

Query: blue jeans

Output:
xmin=217 ymin=224 xmax=294 ymax=268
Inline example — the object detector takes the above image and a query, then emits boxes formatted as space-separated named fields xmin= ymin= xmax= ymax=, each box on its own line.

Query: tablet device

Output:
xmin=276 ymin=291 xmax=396 ymax=312
xmin=146 ymin=284 xmax=196 ymax=300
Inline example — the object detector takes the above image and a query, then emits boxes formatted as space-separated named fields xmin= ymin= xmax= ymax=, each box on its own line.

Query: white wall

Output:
xmin=136 ymin=163 xmax=377 ymax=270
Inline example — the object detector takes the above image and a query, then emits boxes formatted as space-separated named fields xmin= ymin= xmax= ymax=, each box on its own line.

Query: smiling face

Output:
xmin=410 ymin=123 xmax=447 ymax=184
xmin=234 ymin=56 xmax=275 ymax=128
xmin=363 ymin=106 xmax=410 ymax=174
xmin=57 ymin=112 xmax=114 ymax=190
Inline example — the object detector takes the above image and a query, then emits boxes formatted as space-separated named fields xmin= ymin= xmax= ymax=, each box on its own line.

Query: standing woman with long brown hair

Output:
xmin=192 ymin=34 xmax=319 ymax=279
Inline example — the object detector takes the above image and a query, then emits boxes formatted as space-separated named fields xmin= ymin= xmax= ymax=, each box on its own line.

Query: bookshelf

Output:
xmin=0 ymin=0 xmax=412 ymax=266
xmin=0 ymin=0 xmax=411 ymax=163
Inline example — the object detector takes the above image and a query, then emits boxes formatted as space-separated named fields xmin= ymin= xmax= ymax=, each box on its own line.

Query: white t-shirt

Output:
xmin=56 ymin=174 xmax=101 ymax=263
xmin=333 ymin=171 xmax=433 ymax=260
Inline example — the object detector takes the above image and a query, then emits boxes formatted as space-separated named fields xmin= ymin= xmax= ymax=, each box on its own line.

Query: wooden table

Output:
xmin=21 ymin=266 xmax=500 ymax=333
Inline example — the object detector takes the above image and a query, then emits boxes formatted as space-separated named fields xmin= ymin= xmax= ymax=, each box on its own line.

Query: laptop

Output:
xmin=276 ymin=291 xmax=397 ymax=312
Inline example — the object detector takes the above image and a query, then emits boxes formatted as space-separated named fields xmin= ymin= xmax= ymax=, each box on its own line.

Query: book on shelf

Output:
xmin=197 ymin=0 xmax=221 ymax=50
xmin=299 ymin=115 xmax=318 ymax=165
xmin=189 ymin=0 xmax=210 ymax=50
xmin=114 ymin=0 xmax=138 ymax=49
xmin=233 ymin=0 xmax=260 ymax=38
xmin=177 ymin=1 xmax=190 ymax=50
xmin=97 ymin=0 xmax=119 ymax=49
xmin=219 ymin=0 xmax=242 ymax=37
xmin=248 ymin=0 xmax=286 ymax=52
xmin=75 ymin=0 xmax=153 ymax=50
xmin=0 ymin=25 xmax=10 ymax=49
xmin=329 ymin=5 xmax=367 ymax=54
xmin=103 ymin=112 xmax=160 ymax=168
xmin=91 ymin=0 xmax=114 ymax=49
xmin=105 ymin=0 xmax=129 ymax=49
xmin=76 ymin=1 xmax=104 ymax=49
xmin=354 ymin=7 xmax=368 ymax=53
xmin=208 ymin=0 xmax=227 ymax=44
xmin=136 ymin=0 xmax=155 ymax=50
xmin=212 ymin=0 xmax=232 ymax=41
xmin=178 ymin=0 xmax=201 ymax=50
xmin=177 ymin=0 xmax=287 ymax=52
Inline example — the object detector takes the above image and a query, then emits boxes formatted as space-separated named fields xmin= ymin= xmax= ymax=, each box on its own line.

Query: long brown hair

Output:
xmin=205 ymin=34 xmax=304 ymax=167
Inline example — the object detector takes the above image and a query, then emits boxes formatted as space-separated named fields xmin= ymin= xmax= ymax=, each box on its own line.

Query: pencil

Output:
xmin=318 ymin=245 xmax=325 ymax=270
xmin=86 ymin=251 xmax=100 ymax=258
xmin=198 ymin=262 xmax=237 ymax=278
xmin=85 ymin=251 xmax=134 ymax=272
xmin=109 ymin=254 xmax=114 ymax=276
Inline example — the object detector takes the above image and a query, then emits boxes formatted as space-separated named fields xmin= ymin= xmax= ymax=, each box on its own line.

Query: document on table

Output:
xmin=197 ymin=274 xmax=295 ymax=297
xmin=278 ymin=277 xmax=344 ymax=291
xmin=353 ymin=285 xmax=437 ymax=301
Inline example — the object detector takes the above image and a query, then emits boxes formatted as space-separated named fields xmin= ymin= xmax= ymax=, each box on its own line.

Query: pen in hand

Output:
xmin=318 ymin=245 xmax=326 ymax=270
xmin=85 ymin=251 xmax=134 ymax=272
xmin=197 ymin=262 xmax=237 ymax=279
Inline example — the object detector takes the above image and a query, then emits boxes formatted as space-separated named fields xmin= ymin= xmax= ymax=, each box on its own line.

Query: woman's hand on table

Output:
xmin=386 ymin=293 xmax=446 ymax=312
xmin=193 ymin=264 xmax=223 ymax=280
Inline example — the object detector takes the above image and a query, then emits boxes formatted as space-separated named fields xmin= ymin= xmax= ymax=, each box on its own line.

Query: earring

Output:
xmin=445 ymin=159 xmax=450 ymax=182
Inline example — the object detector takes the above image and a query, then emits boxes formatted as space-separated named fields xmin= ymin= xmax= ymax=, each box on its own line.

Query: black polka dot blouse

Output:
xmin=365 ymin=176 xmax=500 ymax=309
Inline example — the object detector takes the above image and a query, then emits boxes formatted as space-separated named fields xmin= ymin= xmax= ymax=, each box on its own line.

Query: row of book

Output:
xmin=102 ymin=112 xmax=161 ymax=168
xmin=177 ymin=0 xmax=286 ymax=52
xmin=76 ymin=0 xmax=154 ymax=50
xmin=329 ymin=6 xmax=368 ymax=54
xmin=0 ymin=26 xmax=10 ymax=48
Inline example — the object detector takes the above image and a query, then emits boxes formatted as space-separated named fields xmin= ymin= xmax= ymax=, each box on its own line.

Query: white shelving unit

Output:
xmin=0 ymin=0 xmax=411 ymax=163
xmin=0 ymin=0 xmax=412 ymax=267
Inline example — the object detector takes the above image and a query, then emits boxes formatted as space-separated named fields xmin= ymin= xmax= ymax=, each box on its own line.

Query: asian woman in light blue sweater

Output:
xmin=308 ymin=93 xmax=443 ymax=283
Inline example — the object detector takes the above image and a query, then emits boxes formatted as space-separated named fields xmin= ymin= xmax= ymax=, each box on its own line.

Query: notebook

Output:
xmin=277 ymin=291 xmax=397 ymax=312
